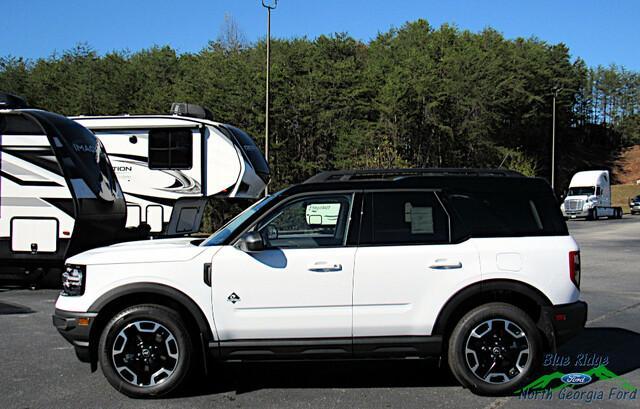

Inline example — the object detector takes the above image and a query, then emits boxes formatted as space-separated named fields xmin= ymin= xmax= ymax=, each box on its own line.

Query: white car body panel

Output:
xmin=56 ymin=239 xmax=222 ymax=340
xmin=55 ymin=233 xmax=580 ymax=342
xmin=474 ymin=236 xmax=580 ymax=304
xmin=353 ymin=240 xmax=481 ymax=337
xmin=210 ymin=246 xmax=356 ymax=340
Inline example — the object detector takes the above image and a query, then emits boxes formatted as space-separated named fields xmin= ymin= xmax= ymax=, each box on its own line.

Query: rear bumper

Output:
xmin=52 ymin=308 xmax=97 ymax=363
xmin=540 ymin=301 xmax=588 ymax=347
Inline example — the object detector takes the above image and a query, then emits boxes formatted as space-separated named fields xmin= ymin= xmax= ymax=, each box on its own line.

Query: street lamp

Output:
xmin=551 ymin=87 xmax=562 ymax=190
xmin=262 ymin=0 xmax=277 ymax=195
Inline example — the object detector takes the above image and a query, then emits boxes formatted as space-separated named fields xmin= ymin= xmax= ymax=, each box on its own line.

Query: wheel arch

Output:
xmin=432 ymin=279 xmax=552 ymax=339
xmin=87 ymin=283 xmax=213 ymax=372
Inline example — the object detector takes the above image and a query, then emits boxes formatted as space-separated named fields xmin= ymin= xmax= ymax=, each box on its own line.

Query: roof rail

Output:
xmin=303 ymin=168 xmax=524 ymax=183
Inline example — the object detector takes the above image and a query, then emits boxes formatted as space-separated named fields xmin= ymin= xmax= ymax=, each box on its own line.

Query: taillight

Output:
xmin=569 ymin=251 xmax=581 ymax=289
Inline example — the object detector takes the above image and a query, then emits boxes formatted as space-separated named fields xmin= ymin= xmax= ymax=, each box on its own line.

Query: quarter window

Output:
xmin=148 ymin=128 xmax=193 ymax=169
xmin=360 ymin=191 xmax=449 ymax=245
xmin=257 ymin=194 xmax=353 ymax=249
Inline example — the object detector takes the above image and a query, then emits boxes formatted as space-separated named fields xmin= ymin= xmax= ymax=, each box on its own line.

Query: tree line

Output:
xmin=2 ymin=19 xmax=639 ymax=193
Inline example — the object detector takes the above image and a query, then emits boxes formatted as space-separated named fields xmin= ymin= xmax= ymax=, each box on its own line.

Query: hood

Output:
xmin=66 ymin=237 xmax=210 ymax=265
xmin=564 ymin=195 xmax=591 ymax=202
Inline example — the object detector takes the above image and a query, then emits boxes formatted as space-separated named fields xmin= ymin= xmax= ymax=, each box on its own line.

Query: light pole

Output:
xmin=262 ymin=0 xmax=277 ymax=195
xmin=551 ymin=87 xmax=563 ymax=190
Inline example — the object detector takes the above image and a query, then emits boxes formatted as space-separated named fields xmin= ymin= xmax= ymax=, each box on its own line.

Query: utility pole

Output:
xmin=262 ymin=0 xmax=277 ymax=195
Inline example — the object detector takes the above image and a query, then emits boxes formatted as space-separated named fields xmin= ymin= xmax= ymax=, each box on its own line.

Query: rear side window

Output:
xmin=148 ymin=128 xmax=193 ymax=169
xmin=448 ymin=191 xmax=566 ymax=237
xmin=360 ymin=191 xmax=449 ymax=245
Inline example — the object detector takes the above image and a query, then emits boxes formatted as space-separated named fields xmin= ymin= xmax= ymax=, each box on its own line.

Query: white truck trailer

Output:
xmin=561 ymin=170 xmax=623 ymax=220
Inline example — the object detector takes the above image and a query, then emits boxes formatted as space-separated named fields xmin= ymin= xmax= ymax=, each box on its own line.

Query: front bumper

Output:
xmin=52 ymin=308 xmax=97 ymax=363
xmin=562 ymin=209 xmax=591 ymax=218
xmin=539 ymin=301 xmax=588 ymax=347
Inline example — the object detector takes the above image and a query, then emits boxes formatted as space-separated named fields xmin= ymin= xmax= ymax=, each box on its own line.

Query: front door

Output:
xmin=211 ymin=193 xmax=357 ymax=341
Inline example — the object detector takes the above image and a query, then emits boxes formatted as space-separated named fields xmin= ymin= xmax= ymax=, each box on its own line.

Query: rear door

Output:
xmin=352 ymin=190 xmax=481 ymax=338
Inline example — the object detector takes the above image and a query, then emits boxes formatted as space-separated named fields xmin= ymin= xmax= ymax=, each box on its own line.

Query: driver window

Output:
xmin=257 ymin=194 xmax=352 ymax=249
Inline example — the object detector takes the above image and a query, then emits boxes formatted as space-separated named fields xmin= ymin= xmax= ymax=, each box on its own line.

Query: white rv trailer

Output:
xmin=73 ymin=103 xmax=270 ymax=236
xmin=560 ymin=170 xmax=623 ymax=220
xmin=0 ymin=93 xmax=128 ymax=283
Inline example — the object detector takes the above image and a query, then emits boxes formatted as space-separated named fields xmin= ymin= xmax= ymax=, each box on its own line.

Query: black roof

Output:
xmin=304 ymin=168 xmax=523 ymax=183
xmin=278 ymin=168 xmax=553 ymax=197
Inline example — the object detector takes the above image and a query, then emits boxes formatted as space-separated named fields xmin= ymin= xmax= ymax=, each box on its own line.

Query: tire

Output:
xmin=447 ymin=302 xmax=543 ymax=396
xmin=98 ymin=304 xmax=193 ymax=398
xmin=586 ymin=208 xmax=594 ymax=221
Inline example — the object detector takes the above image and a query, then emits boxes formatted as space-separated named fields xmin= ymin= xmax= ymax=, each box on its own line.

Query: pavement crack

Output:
xmin=482 ymin=397 xmax=509 ymax=409
xmin=587 ymin=300 xmax=640 ymax=324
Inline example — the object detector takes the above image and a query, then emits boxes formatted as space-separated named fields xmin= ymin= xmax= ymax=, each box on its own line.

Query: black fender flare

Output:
xmin=431 ymin=279 xmax=553 ymax=336
xmin=89 ymin=282 xmax=214 ymax=341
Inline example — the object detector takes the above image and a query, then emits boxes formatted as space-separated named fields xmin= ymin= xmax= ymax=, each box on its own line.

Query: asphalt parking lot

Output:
xmin=1 ymin=217 xmax=639 ymax=409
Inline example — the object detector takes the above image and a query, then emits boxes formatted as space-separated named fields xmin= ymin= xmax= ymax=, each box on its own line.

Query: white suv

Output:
xmin=53 ymin=169 xmax=587 ymax=397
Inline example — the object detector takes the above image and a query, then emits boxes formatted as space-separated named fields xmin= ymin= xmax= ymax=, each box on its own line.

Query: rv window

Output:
xmin=148 ymin=128 xmax=193 ymax=169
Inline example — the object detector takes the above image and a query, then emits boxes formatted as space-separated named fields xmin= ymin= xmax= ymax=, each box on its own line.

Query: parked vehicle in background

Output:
xmin=0 ymin=93 xmax=127 ymax=285
xmin=630 ymin=195 xmax=640 ymax=215
xmin=54 ymin=168 xmax=587 ymax=397
xmin=73 ymin=103 xmax=269 ymax=236
xmin=560 ymin=170 xmax=623 ymax=220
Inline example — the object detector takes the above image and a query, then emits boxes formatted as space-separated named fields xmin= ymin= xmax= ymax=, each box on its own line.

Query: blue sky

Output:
xmin=3 ymin=0 xmax=639 ymax=70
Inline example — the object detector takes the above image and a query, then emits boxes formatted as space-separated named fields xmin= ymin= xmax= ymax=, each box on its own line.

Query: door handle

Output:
xmin=308 ymin=262 xmax=342 ymax=272
xmin=429 ymin=259 xmax=463 ymax=270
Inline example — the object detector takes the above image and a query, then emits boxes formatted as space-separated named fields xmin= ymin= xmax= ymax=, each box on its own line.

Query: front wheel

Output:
xmin=447 ymin=303 xmax=542 ymax=396
xmin=98 ymin=304 xmax=193 ymax=398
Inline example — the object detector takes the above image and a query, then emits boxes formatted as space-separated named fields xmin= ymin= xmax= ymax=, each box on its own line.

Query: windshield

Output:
xmin=567 ymin=186 xmax=595 ymax=196
xmin=201 ymin=193 xmax=279 ymax=246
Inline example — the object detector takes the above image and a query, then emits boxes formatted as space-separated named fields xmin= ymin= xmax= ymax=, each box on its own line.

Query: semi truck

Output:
xmin=561 ymin=170 xmax=623 ymax=220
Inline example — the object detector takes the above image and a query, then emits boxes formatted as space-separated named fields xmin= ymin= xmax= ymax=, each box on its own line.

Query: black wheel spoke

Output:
xmin=112 ymin=320 xmax=180 ymax=388
xmin=464 ymin=318 xmax=530 ymax=384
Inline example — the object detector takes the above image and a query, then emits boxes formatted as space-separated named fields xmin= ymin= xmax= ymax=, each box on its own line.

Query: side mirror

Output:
xmin=237 ymin=231 xmax=265 ymax=252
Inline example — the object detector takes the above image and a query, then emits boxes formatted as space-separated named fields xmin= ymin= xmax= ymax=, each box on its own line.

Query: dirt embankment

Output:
xmin=613 ymin=145 xmax=640 ymax=184
xmin=612 ymin=145 xmax=640 ymax=212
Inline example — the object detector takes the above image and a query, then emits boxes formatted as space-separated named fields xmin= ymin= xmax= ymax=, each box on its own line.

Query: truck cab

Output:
xmin=561 ymin=170 xmax=623 ymax=220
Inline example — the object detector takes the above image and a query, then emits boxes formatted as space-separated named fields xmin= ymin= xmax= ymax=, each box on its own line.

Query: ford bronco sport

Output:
xmin=53 ymin=169 xmax=587 ymax=397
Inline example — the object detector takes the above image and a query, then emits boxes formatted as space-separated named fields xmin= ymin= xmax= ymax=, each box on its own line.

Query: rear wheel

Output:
xmin=98 ymin=304 xmax=193 ymax=398
xmin=447 ymin=303 xmax=542 ymax=396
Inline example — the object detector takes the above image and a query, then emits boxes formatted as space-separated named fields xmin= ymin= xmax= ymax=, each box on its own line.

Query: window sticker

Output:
xmin=410 ymin=206 xmax=434 ymax=234
xmin=404 ymin=202 xmax=413 ymax=222
xmin=305 ymin=203 xmax=341 ymax=225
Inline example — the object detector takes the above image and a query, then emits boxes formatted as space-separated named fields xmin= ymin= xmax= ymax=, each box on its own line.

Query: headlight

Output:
xmin=583 ymin=201 xmax=594 ymax=209
xmin=61 ymin=265 xmax=85 ymax=296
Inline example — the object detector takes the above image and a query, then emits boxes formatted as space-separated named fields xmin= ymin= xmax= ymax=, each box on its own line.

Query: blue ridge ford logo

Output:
xmin=560 ymin=373 xmax=592 ymax=385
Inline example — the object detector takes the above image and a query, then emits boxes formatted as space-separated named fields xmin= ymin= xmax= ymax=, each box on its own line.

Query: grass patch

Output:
xmin=612 ymin=184 xmax=640 ymax=213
